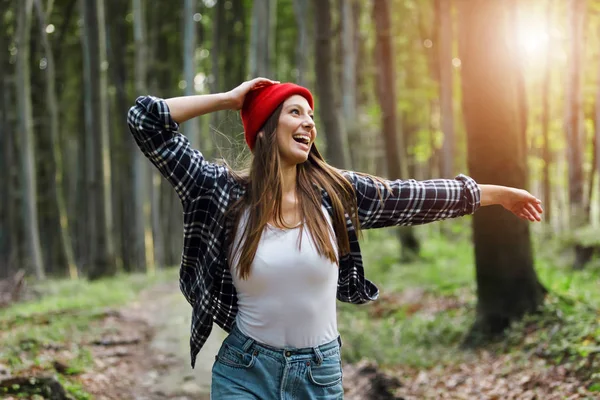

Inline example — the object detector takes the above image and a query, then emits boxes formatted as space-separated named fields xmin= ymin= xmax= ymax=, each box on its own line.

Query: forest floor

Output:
xmin=73 ymin=281 xmax=221 ymax=400
xmin=1 ymin=229 xmax=599 ymax=399
xmin=82 ymin=282 xmax=598 ymax=400
xmin=48 ymin=281 xmax=600 ymax=399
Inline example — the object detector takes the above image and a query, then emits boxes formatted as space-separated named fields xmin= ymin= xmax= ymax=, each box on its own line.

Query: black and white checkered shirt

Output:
xmin=127 ymin=95 xmax=481 ymax=368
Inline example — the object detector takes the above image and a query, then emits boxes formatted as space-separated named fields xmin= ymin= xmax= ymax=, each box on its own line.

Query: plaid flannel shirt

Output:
xmin=127 ymin=95 xmax=481 ymax=368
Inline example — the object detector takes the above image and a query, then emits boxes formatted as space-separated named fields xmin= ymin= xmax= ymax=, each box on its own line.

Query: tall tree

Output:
xmin=458 ymin=0 xmax=546 ymax=338
xmin=340 ymin=0 xmax=360 ymax=169
xmin=292 ymin=0 xmax=308 ymax=87
xmin=566 ymin=0 xmax=589 ymax=269
xmin=132 ymin=0 xmax=152 ymax=272
xmin=0 ymin=2 xmax=16 ymax=278
xmin=373 ymin=0 xmax=420 ymax=261
xmin=595 ymin=20 xmax=600 ymax=220
xmin=16 ymin=0 xmax=45 ymax=280
xmin=250 ymin=0 xmax=275 ymax=77
xmin=313 ymin=0 xmax=350 ymax=169
xmin=81 ymin=0 xmax=115 ymax=279
xmin=33 ymin=0 xmax=78 ymax=279
xmin=184 ymin=0 xmax=200 ymax=146
xmin=436 ymin=0 xmax=455 ymax=178
xmin=540 ymin=0 xmax=553 ymax=226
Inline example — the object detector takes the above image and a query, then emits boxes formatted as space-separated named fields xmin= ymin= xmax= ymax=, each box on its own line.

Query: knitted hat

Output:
xmin=241 ymin=83 xmax=314 ymax=150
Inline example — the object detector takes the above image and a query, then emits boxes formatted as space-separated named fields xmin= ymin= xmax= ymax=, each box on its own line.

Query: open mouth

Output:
xmin=292 ymin=134 xmax=310 ymax=145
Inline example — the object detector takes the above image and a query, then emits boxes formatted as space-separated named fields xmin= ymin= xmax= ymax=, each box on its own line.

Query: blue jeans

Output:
xmin=211 ymin=324 xmax=344 ymax=399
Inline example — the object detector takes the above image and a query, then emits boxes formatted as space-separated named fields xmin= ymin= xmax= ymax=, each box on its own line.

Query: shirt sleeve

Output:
xmin=345 ymin=172 xmax=481 ymax=229
xmin=127 ymin=95 xmax=228 ymax=204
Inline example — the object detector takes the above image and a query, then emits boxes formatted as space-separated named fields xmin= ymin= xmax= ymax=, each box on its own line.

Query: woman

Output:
xmin=127 ymin=78 xmax=543 ymax=399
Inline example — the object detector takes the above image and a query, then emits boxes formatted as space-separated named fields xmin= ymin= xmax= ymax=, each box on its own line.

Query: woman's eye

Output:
xmin=309 ymin=115 xmax=314 ymax=120
xmin=291 ymin=109 xmax=300 ymax=115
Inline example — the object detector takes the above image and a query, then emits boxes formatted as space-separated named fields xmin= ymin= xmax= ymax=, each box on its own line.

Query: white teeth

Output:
xmin=292 ymin=134 xmax=310 ymax=144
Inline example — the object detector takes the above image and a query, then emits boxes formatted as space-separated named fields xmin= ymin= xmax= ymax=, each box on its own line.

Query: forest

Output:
xmin=0 ymin=0 xmax=599 ymax=399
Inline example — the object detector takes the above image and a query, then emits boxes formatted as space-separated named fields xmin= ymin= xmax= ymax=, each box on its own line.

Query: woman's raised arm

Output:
xmin=166 ymin=77 xmax=280 ymax=123
xmin=127 ymin=78 xmax=279 ymax=204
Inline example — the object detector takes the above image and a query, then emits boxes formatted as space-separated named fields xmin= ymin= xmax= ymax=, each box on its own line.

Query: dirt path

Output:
xmin=82 ymin=282 xmax=225 ymax=400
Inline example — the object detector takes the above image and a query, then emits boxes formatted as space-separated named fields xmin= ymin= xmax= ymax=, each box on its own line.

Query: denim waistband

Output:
xmin=228 ymin=323 xmax=342 ymax=363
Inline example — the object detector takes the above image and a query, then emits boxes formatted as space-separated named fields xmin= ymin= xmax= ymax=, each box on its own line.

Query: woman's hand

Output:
xmin=479 ymin=184 xmax=543 ymax=222
xmin=226 ymin=78 xmax=280 ymax=110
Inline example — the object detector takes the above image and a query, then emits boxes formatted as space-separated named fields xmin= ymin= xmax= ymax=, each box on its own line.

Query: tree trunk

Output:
xmin=16 ymin=0 xmax=45 ymax=280
xmin=33 ymin=0 xmax=78 ymax=279
xmin=540 ymin=0 xmax=553 ymax=228
xmin=372 ymin=0 xmax=420 ymax=261
xmin=209 ymin=0 xmax=224 ymax=154
xmin=566 ymin=0 xmax=589 ymax=269
xmin=436 ymin=0 xmax=455 ymax=178
xmin=313 ymin=0 xmax=351 ymax=169
xmin=340 ymin=0 xmax=361 ymax=168
xmin=250 ymin=0 xmax=274 ymax=77
xmin=0 ymin=14 xmax=13 ymax=277
xmin=81 ymin=0 xmax=115 ymax=279
xmin=132 ymin=0 xmax=153 ymax=272
xmin=458 ymin=0 xmax=545 ymax=340
xmin=292 ymin=0 xmax=308 ymax=87
xmin=183 ymin=0 xmax=201 ymax=146
xmin=595 ymin=21 xmax=600 ymax=223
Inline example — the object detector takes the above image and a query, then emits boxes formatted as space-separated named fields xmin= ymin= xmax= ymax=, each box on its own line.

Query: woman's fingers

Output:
xmin=250 ymin=77 xmax=280 ymax=89
xmin=533 ymin=199 xmax=544 ymax=214
xmin=526 ymin=203 xmax=542 ymax=221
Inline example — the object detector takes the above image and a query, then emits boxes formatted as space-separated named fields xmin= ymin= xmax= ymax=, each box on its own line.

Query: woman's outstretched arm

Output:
xmin=346 ymin=172 xmax=542 ymax=229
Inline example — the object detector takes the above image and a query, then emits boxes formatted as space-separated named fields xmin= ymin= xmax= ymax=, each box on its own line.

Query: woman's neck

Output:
xmin=280 ymin=164 xmax=297 ymax=196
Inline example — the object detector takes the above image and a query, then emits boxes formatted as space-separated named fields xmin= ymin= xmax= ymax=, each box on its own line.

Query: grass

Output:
xmin=0 ymin=268 xmax=178 ymax=399
xmin=338 ymin=220 xmax=600 ymax=387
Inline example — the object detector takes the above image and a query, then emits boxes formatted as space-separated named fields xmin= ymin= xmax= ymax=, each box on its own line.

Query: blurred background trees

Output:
xmin=1 ymin=0 xmax=599 ymax=335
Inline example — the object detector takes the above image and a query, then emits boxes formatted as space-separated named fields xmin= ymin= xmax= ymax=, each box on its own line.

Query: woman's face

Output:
xmin=275 ymin=95 xmax=316 ymax=168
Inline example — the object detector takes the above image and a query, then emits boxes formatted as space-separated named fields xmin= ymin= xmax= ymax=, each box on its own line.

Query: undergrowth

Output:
xmin=338 ymin=220 xmax=600 ymax=390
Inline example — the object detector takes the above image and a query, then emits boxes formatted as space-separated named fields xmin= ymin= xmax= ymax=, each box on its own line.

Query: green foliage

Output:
xmin=563 ymin=224 xmax=600 ymax=248
xmin=338 ymin=227 xmax=600 ymax=385
xmin=0 ymin=269 xmax=176 ymax=320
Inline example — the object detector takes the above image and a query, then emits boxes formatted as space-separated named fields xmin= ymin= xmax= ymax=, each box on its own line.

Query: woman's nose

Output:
xmin=302 ymin=119 xmax=314 ymax=130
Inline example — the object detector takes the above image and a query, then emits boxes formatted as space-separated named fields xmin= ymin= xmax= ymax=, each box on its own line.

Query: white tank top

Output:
xmin=229 ymin=207 xmax=339 ymax=349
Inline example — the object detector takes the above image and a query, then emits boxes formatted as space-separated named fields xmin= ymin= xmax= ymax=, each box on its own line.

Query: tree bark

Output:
xmin=458 ymin=0 xmax=545 ymax=340
xmin=81 ymin=0 xmax=115 ymax=279
xmin=183 ymin=0 xmax=201 ymax=146
xmin=292 ymin=0 xmax=308 ymax=87
xmin=372 ymin=0 xmax=420 ymax=261
xmin=16 ymin=0 xmax=45 ymax=280
xmin=0 ymin=12 xmax=13 ymax=278
xmin=436 ymin=0 xmax=455 ymax=178
xmin=250 ymin=0 xmax=274 ymax=77
xmin=313 ymin=0 xmax=351 ymax=169
xmin=566 ymin=0 xmax=589 ymax=269
xmin=132 ymin=0 xmax=152 ymax=272
xmin=540 ymin=0 xmax=553 ymax=227
xmin=33 ymin=0 xmax=78 ymax=279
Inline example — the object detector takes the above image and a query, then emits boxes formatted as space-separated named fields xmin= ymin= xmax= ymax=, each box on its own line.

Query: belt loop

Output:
xmin=313 ymin=346 xmax=324 ymax=365
xmin=337 ymin=335 xmax=342 ymax=348
xmin=242 ymin=337 xmax=254 ymax=353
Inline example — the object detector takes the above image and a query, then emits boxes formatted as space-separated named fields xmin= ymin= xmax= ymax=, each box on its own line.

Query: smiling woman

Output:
xmin=127 ymin=77 xmax=543 ymax=399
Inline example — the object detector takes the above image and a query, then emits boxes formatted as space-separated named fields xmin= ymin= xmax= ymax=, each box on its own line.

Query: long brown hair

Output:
xmin=226 ymin=103 xmax=361 ymax=280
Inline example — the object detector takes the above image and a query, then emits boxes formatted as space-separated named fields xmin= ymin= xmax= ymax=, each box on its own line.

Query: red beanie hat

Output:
xmin=241 ymin=83 xmax=314 ymax=150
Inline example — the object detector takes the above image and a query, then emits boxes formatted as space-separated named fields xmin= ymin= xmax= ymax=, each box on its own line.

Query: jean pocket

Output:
xmin=216 ymin=343 xmax=256 ymax=369
xmin=307 ymin=357 xmax=343 ymax=387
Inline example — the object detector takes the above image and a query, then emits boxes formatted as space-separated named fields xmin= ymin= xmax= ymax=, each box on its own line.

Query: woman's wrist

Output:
xmin=478 ymin=184 xmax=505 ymax=207
xmin=219 ymin=92 xmax=238 ymax=110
